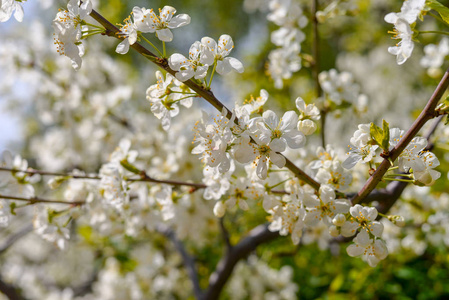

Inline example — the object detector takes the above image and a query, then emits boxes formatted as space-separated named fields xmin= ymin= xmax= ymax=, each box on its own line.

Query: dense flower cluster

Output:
xmin=1 ymin=0 xmax=449 ymax=298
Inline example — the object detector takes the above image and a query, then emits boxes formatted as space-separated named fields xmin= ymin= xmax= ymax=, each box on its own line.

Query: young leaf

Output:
xmin=382 ymin=119 xmax=390 ymax=151
xmin=428 ymin=0 xmax=449 ymax=25
xmin=370 ymin=122 xmax=384 ymax=148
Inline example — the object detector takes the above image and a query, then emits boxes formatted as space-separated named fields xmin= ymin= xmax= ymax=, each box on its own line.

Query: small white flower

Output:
xmin=0 ymin=200 xmax=10 ymax=227
xmin=99 ymin=163 xmax=129 ymax=211
xmin=258 ymin=110 xmax=305 ymax=150
xmin=295 ymin=97 xmax=320 ymax=121
xmin=308 ymin=145 xmax=336 ymax=170
xmin=316 ymin=161 xmax=353 ymax=191
xmin=236 ymin=89 xmax=269 ymax=115
xmin=146 ymin=6 xmax=191 ymax=42
xmin=146 ymin=71 xmax=193 ymax=130
xmin=341 ymin=204 xmax=384 ymax=238
xmin=116 ymin=13 xmax=138 ymax=55
xmin=342 ymin=143 xmax=378 ymax=169
xmin=192 ymin=109 xmax=235 ymax=173
xmin=384 ymin=15 xmax=414 ymax=65
xmin=201 ymin=34 xmax=244 ymax=75
xmin=234 ymin=134 xmax=286 ymax=180
xmin=168 ymin=41 xmax=213 ymax=81
xmin=421 ymin=38 xmax=449 ymax=76
xmin=52 ymin=0 xmax=92 ymax=69
xmin=319 ymin=69 xmax=360 ymax=105
xmin=303 ymin=185 xmax=351 ymax=226
xmin=350 ymin=123 xmax=371 ymax=148
xmin=225 ymin=178 xmax=263 ymax=212
xmin=346 ymin=230 xmax=388 ymax=267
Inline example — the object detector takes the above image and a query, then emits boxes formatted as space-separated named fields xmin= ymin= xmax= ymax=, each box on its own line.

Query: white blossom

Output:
xmin=201 ymin=34 xmax=244 ymax=75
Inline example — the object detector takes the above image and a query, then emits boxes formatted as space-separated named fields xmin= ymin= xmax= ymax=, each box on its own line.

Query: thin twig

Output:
xmin=0 ymin=167 xmax=100 ymax=180
xmin=87 ymin=8 xmax=322 ymax=192
xmin=0 ymin=275 xmax=24 ymax=300
xmin=0 ymin=224 xmax=33 ymax=255
xmin=351 ymin=67 xmax=449 ymax=205
xmin=219 ymin=218 xmax=232 ymax=251
xmin=156 ymin=224 xmax=202 ymax=299
xmin=202 ymin=224 xmax=279 ymax=300
xmin=0 ymin=194 xmax=85 ymax=206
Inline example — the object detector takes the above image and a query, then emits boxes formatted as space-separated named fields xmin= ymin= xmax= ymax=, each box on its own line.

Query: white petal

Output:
xmin=168 ymin=14 xmax=191 ymax=28
xmin=226 ymin=57 xmax=244 ymax=73
xmin=270 ymin=152 xmax=286 ymax=168
xmin=116 ymin=39 xmax=130 ymax=54
xmin=156 ymin=28 xmax=173 ymax=42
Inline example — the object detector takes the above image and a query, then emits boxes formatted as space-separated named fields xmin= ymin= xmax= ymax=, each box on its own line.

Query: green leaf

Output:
xmin=382 ymin=119 xmax=390 ymax=151
xmin=370 ymin=120 xmax=390 ymax=152
xmin=428 ymin=0 xmax=449 ymax=25
xmin=9 ymin=202 xmax=17 ymax=216
xmin=370 ymin=122 xmax=383 ymax=147
xmin=120 ymin=159 xmax=141 ymax=174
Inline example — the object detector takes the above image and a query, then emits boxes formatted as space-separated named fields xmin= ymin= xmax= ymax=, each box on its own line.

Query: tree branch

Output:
xmin=219 ymin=218 xmax=232 ymax=251
xmin=87 ymin=8 xmax=322 ymax=191
xmin=0 ymin=275 xmax=24 ymax=300
xmin=156 ymin=224 xmax=202 ymax=299
xmin=351 ymin=66 xmax=449 ymax=205
xmin=202 ymin=224 xmax=279 ymax=300
xmin=0 ymin=194 xmax=85 ymax=206
xmin=0 ymin=224 xmax=33 ymax=255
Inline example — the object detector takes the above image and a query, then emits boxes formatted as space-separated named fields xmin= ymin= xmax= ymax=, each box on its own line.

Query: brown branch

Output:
xmin=202 ymin=224 xmax=279 ymax=300
xmin=130 ymin=172 xmax=207 ymax=189
xmin=219 ymin=218 xmax=232 ymax=251
xmin=0 ymin=224 xmax=33 ymax=255
xmin=87 ymin=8 xmax=321 ymax=191
xmin=0 ymin=194 xmax=85 ymax=206
xmin=156 ymin=224 xmax=202 ymax=299
xmin=351 ymin=66 xmax=449 ymax=205
xmin=0 ymin=275 xmax=24 ymax=300
xmin=0 ymin=167 xmax=100 ymax=180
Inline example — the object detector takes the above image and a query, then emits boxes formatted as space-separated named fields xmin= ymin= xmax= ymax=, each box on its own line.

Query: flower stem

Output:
xmin=418 ymin=30 xmax=449 ymax=36
xmin=208 ymin=61 xmax=217 ymax=88
xmin=163 ymin=41 xmax=166 ymax=58
xmin=139 ymin=34 xmax=163 ymax=57
xmin=267 ymin=177 xmax=294 ymax=190
xmin=83 ymin=22 xmax=105 ymax=30
xmin=383 ymin=178 xmax=414 ymax=183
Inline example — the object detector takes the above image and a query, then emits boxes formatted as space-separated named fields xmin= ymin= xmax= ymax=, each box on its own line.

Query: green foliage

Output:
xmin=370 ymin=120 xmax=390 ymax=152
xmin=427 ymin=0 xmax=449 ymax=25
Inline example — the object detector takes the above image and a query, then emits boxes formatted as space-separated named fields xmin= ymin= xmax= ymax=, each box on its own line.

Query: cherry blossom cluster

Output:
xmin=315 ymin=0 xmax=359 ymax=22
xmin=420 ymin=37 xmax=449 ymax=77
xmin=0 ymin=0 xmax=25 ymax=22
xmin=115 ymin=6 xmax=190 ymax=54
xmin=146 ymin=71 xmax=195 ymax=131
xmin=385 ymin=0 xmax=427 ymax=64
xmin=1 ymin=2 xmax=449 ymax=292
xmin=319 ymin=68 xmax=368 ymax=115
xmin=168 ymin=34 xmax=244 ymax=82
xmin=52 ymin=0 xmax=92 ymax=70
xmin=343 ymin=124 xmax=441 ymax=186
xmin=266 ymin=0 xmax=308 ymax=88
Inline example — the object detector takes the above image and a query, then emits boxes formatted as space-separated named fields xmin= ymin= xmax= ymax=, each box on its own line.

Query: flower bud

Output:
xmin=298 ymin=119 xmax=317 ymax=135
xmin=333 ymin=213 xmax=346 ymax=227
xmin=388 ymin=215 xmax=405 ymax=227
xmin=329 ymin=225 xmax=339 ymax=237
xmin=47 ymin=176 xmax=68 ymax=189
xmin=213 ymin=201 xmax=226 ymax=218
